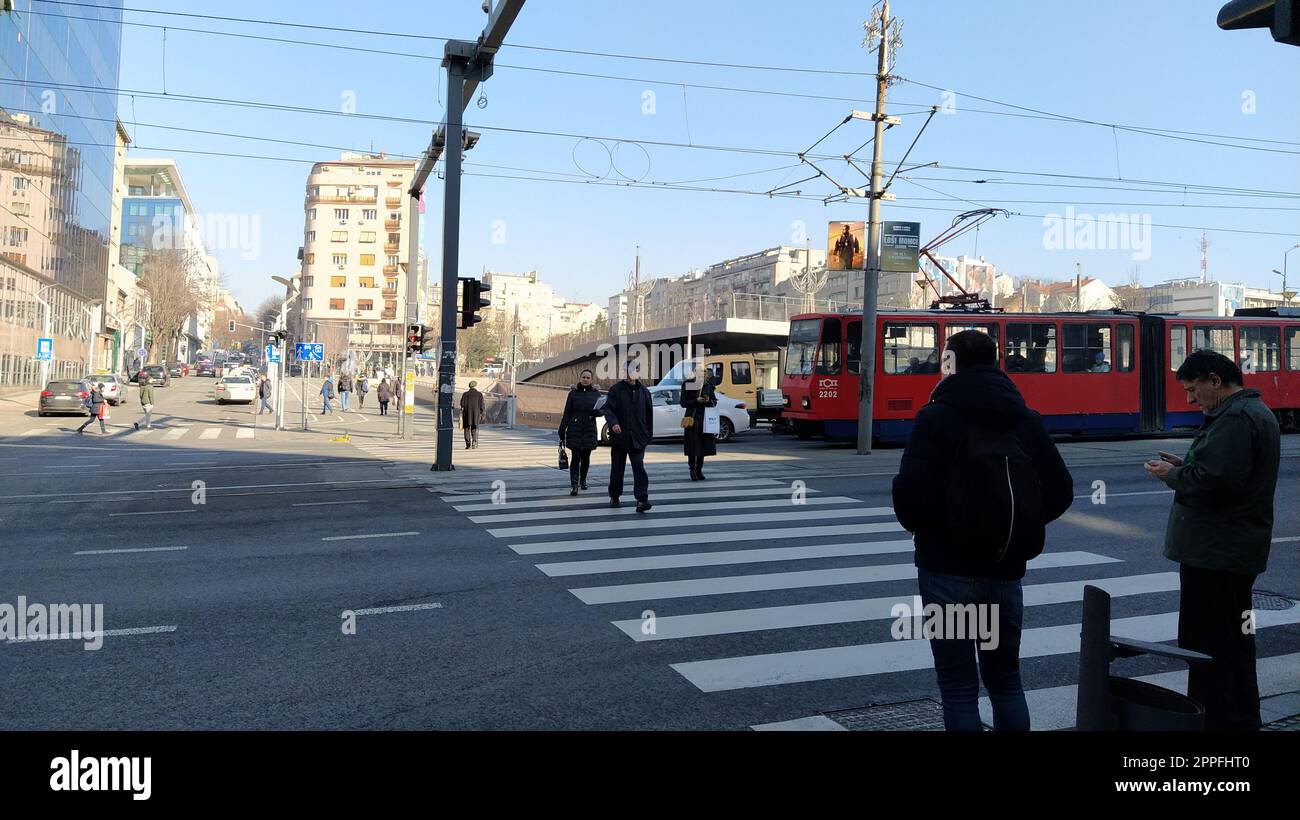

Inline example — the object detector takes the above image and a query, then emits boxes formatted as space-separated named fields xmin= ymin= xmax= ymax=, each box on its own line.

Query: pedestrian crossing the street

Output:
xmin=446 ymin=477 xmax=1300 ymax=731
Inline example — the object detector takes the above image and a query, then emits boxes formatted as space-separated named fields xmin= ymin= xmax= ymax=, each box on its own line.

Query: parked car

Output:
xmin=288 ymin=364 xmax=303 ymax=377
xmin=38 ymin=379 xmax=91 ymax=417
xmin=180 ymin=363 xmax=190 ymax=376
xmin=167 ymin=362 xmax=184 ymax=378
xmin=83 ymin=372 xmax=128 ymax=405
xmin=214 ymin=375 xmax=255 ymax=404
xmin=136 ymin=365 xmax=169 ymax=387
xmin=196 ymin=360 xmax=215 ymax=376
xmin=595 ymin=385 xmax=750 ymax=445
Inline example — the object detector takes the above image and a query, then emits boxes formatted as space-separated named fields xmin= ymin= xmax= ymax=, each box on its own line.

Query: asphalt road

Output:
xmin=0 ymin=375 xmax=1296 ymax=729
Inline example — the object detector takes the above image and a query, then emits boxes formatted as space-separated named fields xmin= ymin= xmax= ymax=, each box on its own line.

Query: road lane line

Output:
xmin=351 ymin=602 xmax=442 ymax=616
xmin=321 ymin=531 xmax=419 ymax=541
xmin=21 ymin=477 xmax=415 ymax=502
xmin=6 ymin=625 xmax=177 ymax=645
xmin=109 ymin=509 xmax=197 ymax=517
xmin=293 ymin=500 xmax=370 ymax=507
xmin=74 ymin=546 xmax=190 ymax=555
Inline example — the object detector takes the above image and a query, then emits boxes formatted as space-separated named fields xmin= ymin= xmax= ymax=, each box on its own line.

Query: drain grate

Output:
xmin=825 ymin=698 xmax=948 ymax=731
xmin=1252 ymin=590 xmax=1296 ymax=611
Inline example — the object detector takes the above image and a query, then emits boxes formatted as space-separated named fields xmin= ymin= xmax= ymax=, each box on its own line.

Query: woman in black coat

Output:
xmin=559 ymin=368 xmax=602 ymax=495
xmin=680 ymin=364 xmax=718 ymax=480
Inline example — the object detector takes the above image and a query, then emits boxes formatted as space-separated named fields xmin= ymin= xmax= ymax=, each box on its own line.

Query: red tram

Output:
xmin=779 ymin=307 xmax=1300 ymax=444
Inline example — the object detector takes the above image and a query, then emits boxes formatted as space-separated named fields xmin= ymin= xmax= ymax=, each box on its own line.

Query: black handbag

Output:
xmin=558 ymin=437 xmax=569 ymax=470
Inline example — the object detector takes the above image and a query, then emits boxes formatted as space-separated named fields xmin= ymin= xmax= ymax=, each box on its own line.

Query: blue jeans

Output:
xmin=322 ymin=397 xmax=331 ymax=414
xmin=916 ymin=568 xmax=1029 ymax=732
xmin=258 ymin=396 xmax=273 ymax=414
xmin=340 ymin=391 xmax=349 ymax=411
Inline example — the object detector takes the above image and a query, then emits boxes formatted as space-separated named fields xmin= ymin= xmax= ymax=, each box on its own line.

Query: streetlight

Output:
xmin=33 ymin=283 xmax=57 ymax=387
xmin=1282 ymin=244 xmax=1300 ymax=307
xmin=271 ymin=275 xmax=300 ymax=431
xmin=81 ymin=298 xmax=103 ymax=374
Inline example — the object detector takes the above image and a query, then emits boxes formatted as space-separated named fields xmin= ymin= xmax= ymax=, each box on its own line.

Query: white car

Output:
xmin=596 ymin=384 xmax=750 ymax=445
xmin=214 ymin=375 xmax=256 ymax=404
xmin=83 ymin=373 xmax=128 ymax=405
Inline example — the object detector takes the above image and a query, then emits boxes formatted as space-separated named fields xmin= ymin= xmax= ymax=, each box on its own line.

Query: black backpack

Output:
xmin=943 ymin=421 xmax=1046 ymax=564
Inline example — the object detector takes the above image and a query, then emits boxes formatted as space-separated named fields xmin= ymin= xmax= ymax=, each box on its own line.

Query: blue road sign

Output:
xmin=295 ymin=342 xmax=324 ymax=362
xmin=265 ymin=343 xmax=281 ymax=363
xmin=35 ymin=337 xmax=52 ymax=362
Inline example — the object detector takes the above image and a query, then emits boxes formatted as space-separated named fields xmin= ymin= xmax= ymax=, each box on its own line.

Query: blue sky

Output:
xmin=115 ymin=0 xmax=1300 ymax=309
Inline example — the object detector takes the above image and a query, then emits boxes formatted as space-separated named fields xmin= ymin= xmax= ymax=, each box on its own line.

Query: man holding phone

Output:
xmin=1144 ymin=349 xmax=1280 ymax=731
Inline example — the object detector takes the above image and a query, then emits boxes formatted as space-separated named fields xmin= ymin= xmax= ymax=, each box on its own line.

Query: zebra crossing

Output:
xmin=10 ymin=424 xmax=261 ymax=442
xmin=444 ymin=476 xmax=1300 ymax=730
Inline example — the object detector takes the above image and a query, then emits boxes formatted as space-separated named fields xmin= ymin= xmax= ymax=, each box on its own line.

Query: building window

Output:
xmin=386 ymin=255 xmax=400 ymax=267
xmin=334 ymin=208 xmax=349 ymax=220
xmin=387 ymin=232 xmax=400 ymax=245
xmin=329 ymin=299 xmax=345 ymax=311
xmin=1062 ymin=323 xmax=1113 ymax=373
xmin=331 ymin=231 xmax=347 ymax=242
xmin=303 ymin=276 xmax=314 ymax=287
xmin=360 ymin=255 xmax=375 ymax=267
xmin=362 ymin=209 xmax=377 ymax=221
xmin=1006 ymin=323 xmax=1058 ymax=373
xmin=332 ymin=254 xmax=347 ymax=266
xmin=882 ymin=322 xmax=939 ymax=374
xmin=1241 ymin=326 xmax=1281 ymax=372
xmin=304 ymin=252 xmax=315 ymax=265
xmin=358 ymin=276 xmax=376 ymax=288
xmin=302 ymin=298 xmax=312 ymax=310
xmin=13 ymin=177 xmax=29 ymax=191
xmin=388 ymin=212 xmax=401 ymax=222
xmin=6 ymin=228 xmax=28 ymax=245
xmin=11 ymin=202 xmax=29 ymax=216
xmin=307 ymin=208 xmax=316 ymax=220
xmin=309 ymin=186 xmax=320 ymax=197
xmin=357 ymin=300 xmax=373 ymax=311
xmin=330 ymin=276 xmax=346 ymax=287
xmin=359 ymin=231 xmax=376 ymax=243
xmin=305 ymin=230 xmax=316 ymax=242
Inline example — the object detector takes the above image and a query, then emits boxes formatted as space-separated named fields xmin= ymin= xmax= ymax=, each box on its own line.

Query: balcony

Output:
xmin=307 ymin=192 xmax=378 ymax=204
xmin=380 ymin=309 xmax=397 ymax=320
xmin=384 ymin=197 xmax=402 ymax=209
xmin=386 ymin=179 xmax=403 ymax=187
xmin=384 ymin=242 xmax=400 ymax=254
xmin=382 ymin=265 xmax=398 ymax=275
xmin=384 ymin=219 xmax=401 ymax=230
xmin=382 ymin=287 xmax=398 ymax=298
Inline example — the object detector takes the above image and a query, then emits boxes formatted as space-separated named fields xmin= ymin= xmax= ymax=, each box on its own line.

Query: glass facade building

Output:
xmin=0 ymin=1 xmax=123 ymax=390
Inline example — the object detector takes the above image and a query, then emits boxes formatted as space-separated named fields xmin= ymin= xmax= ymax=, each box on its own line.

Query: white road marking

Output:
xmin=236 ymin=428 xmax=255 ymax=439
xmin=167 ymin=461 xmax=215 ymax=466
xmin=512 ymin=522 xmax=906 ymax=556
xmin=199 ymin=428 xmax=222 ymax=440
xmin=537 ymin=540 xmax=916 ymax=578
xmin=109 ymin=509 xmax=197 ymax=517
xmin=74 ymin=546 xmax=190 ymax=556
xmin=447 ymin=477 xmax=782 ymax=503
xmin=293 ymin=500 xmax=370 ymax=507
xmin=751 ymin=716 xmax=848 ymax=732
xmin=321 ymin=531 xmax=420 ymax=541
xmin=162 ymin=428 xmax=186 ymax=440
xmin=452 ymin=485 xmax=815 ymax=512
xmin=351 ymin=602 xmax=443 ymax=616
xmin=26 ymin=477 xmax=414 ymax=502
xmin=7 ymin=625 xmax=177 ymax=644
xmin=1272 ymin=536 xmax=1300 ymax=542
xmin=470 ymin=495 xmax=858 ymax=524
xmin=44 ymin=464 xmax=102 ymax=469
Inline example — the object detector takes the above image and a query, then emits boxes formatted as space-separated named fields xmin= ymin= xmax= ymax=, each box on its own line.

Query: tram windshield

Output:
xmin=785 ymin=319 xmax=821 ymax=376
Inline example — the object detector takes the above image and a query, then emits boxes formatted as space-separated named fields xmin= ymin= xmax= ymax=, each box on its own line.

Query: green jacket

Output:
xmin=139 ymin=383 xmax=155 ymax=405
xmin=1160 ymin=388 xmax=1279 ymax=576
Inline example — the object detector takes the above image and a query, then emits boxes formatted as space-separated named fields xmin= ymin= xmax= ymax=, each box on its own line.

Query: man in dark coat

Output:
xmin=892 ymin=330 xmax=1074 ymax=731
xmin=1144 ymin=349 xmax=1280 ymax=731
xmin=603 ymin=360 xmax=654 ymax=513
xmin=460 ymin=380 xmax=486 ymax=448
xmin=559 ymin=368 xmax=601 ymax=494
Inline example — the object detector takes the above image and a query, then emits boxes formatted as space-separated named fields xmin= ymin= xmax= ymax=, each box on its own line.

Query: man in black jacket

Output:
xmin=603 ymin=359 xmax=654 ymax=513
xmin=892 ymin=330 xmax=1074 ymax=731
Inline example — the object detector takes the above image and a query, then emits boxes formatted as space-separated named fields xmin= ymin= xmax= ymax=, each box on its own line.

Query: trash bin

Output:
xmin=1108 ymin=676 xmax=1205 ymax=731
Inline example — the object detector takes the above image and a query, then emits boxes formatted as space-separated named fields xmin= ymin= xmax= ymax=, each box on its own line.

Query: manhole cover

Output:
xmin=826 ymin=698 xmax=948 ymax=731
xmin=1252 ymin=590 xmax=1296 ymax=611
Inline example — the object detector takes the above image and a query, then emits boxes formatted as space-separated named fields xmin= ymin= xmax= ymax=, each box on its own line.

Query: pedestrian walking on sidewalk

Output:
xmin=320 ymin=374 xmax=335 ymax=415
xmin=680 ymin=363 xmax=718 ymax=481
xmin=376 ymin=377 xmax=392 ymax=416
xmin=559 ymin=369 xmax=600 ymax=494
xmin=892 ymin=330 xmax=1073 ymax=731
xmin=338 ymin=372 xmax=353 ymax=411
xmin=357 ymin=374 xmax=369 ymax=410
xmin=135 ymin=377 xmax=155 ymax=430
xmin=257 ymin=374 xmax=274 ymax=415
xmin=1144 ymin=350 xmax=1279 ymax=731
xmin=77 ymin=383 xmax=109 ymax=435
xmin=603 ymin=360 xmax=654 ymax=513
xmin=460 ymin=381 xmax=485 ymax=449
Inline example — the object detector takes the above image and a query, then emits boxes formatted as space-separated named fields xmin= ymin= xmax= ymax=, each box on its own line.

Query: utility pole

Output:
xmin=408 ymin=0 xmax=525 ymax=472
xmin=857 ymin=0 xmax=891 ymax=456
xmin=1076 ymin=262 xmax=1083 ymax=311
xmin=633 ymin=247 xmax=640 ymax=333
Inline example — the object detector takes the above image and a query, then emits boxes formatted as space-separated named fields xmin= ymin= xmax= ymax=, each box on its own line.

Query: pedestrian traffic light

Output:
xmin=228 ymin=320 xmax=236 ymax=333
xmin=459 ymin=277 xmax=491 ymax=329
xmin=406 ymin=324 xmax=422 ymax=354
xmin=419 ymin=325 xmax=437 ymax=354
xmin=1218 ymin=0 xmax=1300 ymax=46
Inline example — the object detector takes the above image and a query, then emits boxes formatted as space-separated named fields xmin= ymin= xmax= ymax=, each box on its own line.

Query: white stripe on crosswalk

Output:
xmin=469 ymin=495 xmax=857 ymax=524
xmin=671 ymin=603 xmax=1300 ymax=693
xmin=613 ymin=572 xmax=1182 ymax=642
xmin=513 ymin=522 xmax=906 ymax=556
xmin=536 ymin=539 xmax=916 ymax=578
xmin=446 ymin=477 xmax=782 ymax=503
xmin=236 ymin=428 xmax=255 ymax=439
xmin=453 ymin=485 xmax=816 ymax=512
xmin=199 ymin=428 xmax=221 ymax=440
xmin=569 ymin=550 xmax=1118 ymax=604
xmin=487 ymin=506 xmax=895 ymax=538
xmin=162 ymin=428 xmax=186 ymax=440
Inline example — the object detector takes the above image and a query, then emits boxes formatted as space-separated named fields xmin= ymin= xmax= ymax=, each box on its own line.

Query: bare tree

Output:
xmin=254 ymin=296 xmax=282 ymax=333
xmin=137 ymin=248 xmax=205 ymax=364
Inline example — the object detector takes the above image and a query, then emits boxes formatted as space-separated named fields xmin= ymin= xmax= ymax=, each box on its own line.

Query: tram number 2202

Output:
xmin=817 ymin=380 xmax=838 ymax=400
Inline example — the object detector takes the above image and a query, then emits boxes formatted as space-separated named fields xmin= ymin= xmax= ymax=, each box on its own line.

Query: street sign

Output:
xmin=881 ymin=221 xmax=922 ymax=273
xmin=35 ymin=337 xmax=52 ymax=362
xmin=136 ymin=347 xmax=147 ymax=360
xmin=265 ymin=343 xmax=281 ymax=363
xmin=404 ymin=370 xmax=416 ymax=414
xmin=295 ymin=342 xmax=324 ymax=361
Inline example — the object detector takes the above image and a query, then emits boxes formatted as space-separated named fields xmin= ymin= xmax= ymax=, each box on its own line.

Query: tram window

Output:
xmin=1005 ymin=323 xmax=1057 ymax=373
xmin=1170 ymin=326 xmax=1187 ymax=372
xmin=1240 ymin=326 xmax=1281 ymax=372
xmin=785 ymin=319 xmax=820 ymax=376
xmin=1062 ymin=323 xmax=1113 ymax=373
xmin=816 ymin=320 xmax=842 ymax=376
xmin=1287 ymin=327 xmax=1300 ymax=371
xmin=945 ymin=324 xmax=1000 ymax=362
xmin=730 ymin=361 xmax=752 ymax=385
xmin=1193 ymin=326 xmax=1234 ymax=359
xmin=882 ymin=322 xmax=939 ymax=374
xmin=705 ymin=362 xmax=724 ymax=386
xmin=1117 ymin=324 xmax=1135 ymax=372
xmin=847 ymin=321 xmax=863 ymax=375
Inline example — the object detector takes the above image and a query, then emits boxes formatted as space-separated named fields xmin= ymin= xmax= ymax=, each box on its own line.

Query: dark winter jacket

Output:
xmin=891 ymin=365 xmax=1074 ymax=580
xmin=337 ymin=375 xmax=353 ymax=392
xmin=560 ymin=383 xmax=601 ymax=450
xmin=258 ymin=379 xmax=271 ymax=398
xmin=1160 ymin=388 xmax=1279 ymax=576
xmin=602 ymin=379 xmax=653 ymax=450
xmin=376 ymin=380 xmax=392 ymax=402
xmin=681 ymin=380 xmax=718 ymax=457
xmin=460 ymin=388 xmax=485 ymax=422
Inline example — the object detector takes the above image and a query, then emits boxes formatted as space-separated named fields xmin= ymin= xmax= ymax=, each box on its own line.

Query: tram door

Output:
xmin=1138 ymin=315 xmax=1166 ymax=433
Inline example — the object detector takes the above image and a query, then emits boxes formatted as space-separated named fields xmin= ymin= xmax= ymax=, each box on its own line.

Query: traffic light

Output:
xmin=228 ymin=320 xmax=236 ymax=333
xmin=1218 ymin=0 xmax=1300 ymax=46
xmin=419 ymin=325 xmax=437 ymax=354
xmin=459 ymin=277 xmax=491 ymax=329
xmin=405 ymin=324 xmax=422 ymax=354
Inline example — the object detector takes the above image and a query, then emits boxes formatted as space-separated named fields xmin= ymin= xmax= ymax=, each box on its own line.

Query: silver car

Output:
xmin=83 ymin=373 xmax=128 ymax=405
